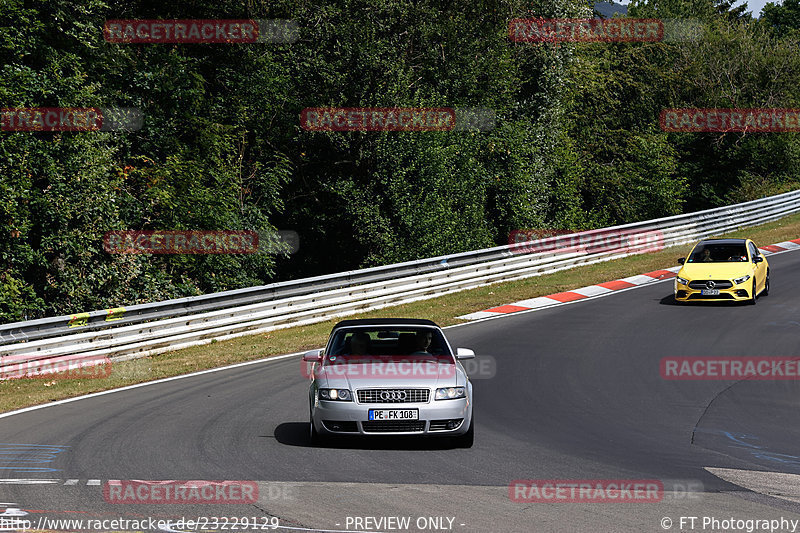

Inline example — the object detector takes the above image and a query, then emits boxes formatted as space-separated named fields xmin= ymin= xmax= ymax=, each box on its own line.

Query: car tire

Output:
xmin=763 ymin=271 xmax=770 ymax=296
xmin=749 ymin=279 xmax=757 ymax=305
xmin=453 ymin=416 xmax=474 ymax=448
xmin=309 ymin=410 xmax=323 ymax=445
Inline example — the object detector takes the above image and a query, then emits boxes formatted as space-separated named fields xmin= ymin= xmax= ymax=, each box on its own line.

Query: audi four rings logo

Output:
xmin=380 ymin=390 xmax=407 ymax=401
xmin=706 ymin=281 xmax=716 ymax=289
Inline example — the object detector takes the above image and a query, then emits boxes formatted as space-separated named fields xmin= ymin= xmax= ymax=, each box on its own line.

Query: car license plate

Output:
xmin=700 ymin=289 xmax=720 ymax=295
xmin=368 ymin=409 xmax=418 ymax=421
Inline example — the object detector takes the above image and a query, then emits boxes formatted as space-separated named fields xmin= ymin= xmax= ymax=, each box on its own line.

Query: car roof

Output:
xmin=697 ymin=238 xmax=748 ymax=245
xmin=332 ymin=318 xmax=439 ymax=329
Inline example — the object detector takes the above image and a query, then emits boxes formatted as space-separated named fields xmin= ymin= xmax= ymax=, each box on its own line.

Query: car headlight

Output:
xmin=733 ymin=274 xmax=751 ymax=285
xmin=676 ymin=276 xmax=689 ymax=285
xmin=319 ymin=388 xmax=352 ymax=401
xmin=435 ymin=387 xmax=465 ymax=400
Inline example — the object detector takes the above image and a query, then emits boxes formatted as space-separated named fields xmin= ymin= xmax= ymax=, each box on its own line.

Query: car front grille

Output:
xmin=362 ymin=421 xmax=426 ymax=433
xmin=357 ymin=389 xmax=430 ymax=404
xmin=688 ymin=280 xmax=733 ymax=289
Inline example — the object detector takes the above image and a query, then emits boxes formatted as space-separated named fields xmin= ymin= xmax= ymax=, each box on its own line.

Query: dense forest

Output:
xmin=1 ymin=0 xmax=799 ymax=323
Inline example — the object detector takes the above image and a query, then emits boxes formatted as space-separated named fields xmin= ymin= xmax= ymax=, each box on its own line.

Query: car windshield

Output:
xmin=327 ymin=327 xmax=450 ymax=357
xmin=687 ymin=243 xmax=748 ymax=263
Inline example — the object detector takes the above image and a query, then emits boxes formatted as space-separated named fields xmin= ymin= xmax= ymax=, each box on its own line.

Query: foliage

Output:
xmin=0 ymin=0 xmax=798 ymax=322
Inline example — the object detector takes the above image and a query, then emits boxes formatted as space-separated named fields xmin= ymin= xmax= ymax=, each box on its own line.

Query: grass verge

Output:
xmin=3 ymin=214 xmax=800 ymax=413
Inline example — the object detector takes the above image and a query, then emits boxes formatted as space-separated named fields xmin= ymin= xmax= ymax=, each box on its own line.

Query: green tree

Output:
xmin=761 ymin=0 xmax=800 ymax=37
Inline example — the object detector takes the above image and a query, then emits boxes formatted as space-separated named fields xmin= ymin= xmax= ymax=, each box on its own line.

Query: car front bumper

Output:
xmin=674 ymin=280 xmax=752 ymax=302
xmin=312 ymin=396 xmax=472 ymax=436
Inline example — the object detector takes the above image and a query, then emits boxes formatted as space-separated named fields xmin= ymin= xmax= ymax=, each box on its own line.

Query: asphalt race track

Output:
xmin=2 ymin=249 xmax=800 ymax=532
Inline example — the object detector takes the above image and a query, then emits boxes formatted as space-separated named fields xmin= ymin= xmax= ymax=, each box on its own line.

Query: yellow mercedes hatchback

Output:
xmin=674 ymin=238 xmax=769 ymax=304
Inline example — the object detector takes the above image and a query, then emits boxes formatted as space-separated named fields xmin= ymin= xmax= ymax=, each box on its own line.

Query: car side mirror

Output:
xmin=302 ymin=349 xmax=323 ymax=362
xmin=677 ymin=258 xmax=685 ymax=264
xmin=753 ymin=256 xmax=764 ymax=263
xmin=456 ymin=348 xmax=475 ymax=360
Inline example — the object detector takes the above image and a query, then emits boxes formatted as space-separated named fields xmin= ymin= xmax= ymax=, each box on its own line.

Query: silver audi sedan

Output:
xmin=303 ymin=318 xmax=475 ymax=447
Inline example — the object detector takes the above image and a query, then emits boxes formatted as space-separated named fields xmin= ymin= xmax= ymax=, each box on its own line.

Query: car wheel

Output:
xmin=763 ymin=271 xmax=770 ymax=296
xmin=453 ymin=415 xmax=474 ymax=448
xmin=749 ymin=279 xmax=757 ymax=305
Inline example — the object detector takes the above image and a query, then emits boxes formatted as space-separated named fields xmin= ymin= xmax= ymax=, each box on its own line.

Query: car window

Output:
xmin=328 ymin=328 xmax=450 ymax=356
xmin=687 ymin=243 xmax=748 ymax=263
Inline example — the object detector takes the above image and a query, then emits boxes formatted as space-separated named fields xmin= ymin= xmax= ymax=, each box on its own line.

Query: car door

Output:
xmin=749 ymin=242 xmax=766 ymax=291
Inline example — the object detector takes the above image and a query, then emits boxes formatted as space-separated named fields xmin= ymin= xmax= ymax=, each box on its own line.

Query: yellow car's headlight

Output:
xmin=733 ymin=274 xmax=751 ymax=285
xmin=676 ymin=276 xmax=689 ymax=285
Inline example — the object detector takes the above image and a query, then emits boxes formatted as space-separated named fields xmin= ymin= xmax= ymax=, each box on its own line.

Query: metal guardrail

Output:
xmin=2 ymin=189 xmax=800 ymax=371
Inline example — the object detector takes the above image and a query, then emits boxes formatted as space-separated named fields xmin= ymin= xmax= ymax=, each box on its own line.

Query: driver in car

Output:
xmin=412 ymin=330 xmax=433 ymax=354
xmin=349 ymin=332 xmax=370 ymax=355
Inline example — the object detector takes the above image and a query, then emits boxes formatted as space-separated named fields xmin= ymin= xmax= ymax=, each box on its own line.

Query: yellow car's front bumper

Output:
xmin=674 ymin=279 xmax=752 ymax=302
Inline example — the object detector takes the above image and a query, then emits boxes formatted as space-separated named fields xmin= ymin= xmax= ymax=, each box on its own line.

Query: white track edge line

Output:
xmin=450 ymin=245 xmax=800 ymax=329
xmin=0 ymin=351 xmax=304 ymax=420
xmin=448 ymin=278 xmax=677 ymax=329
xmin=450 ymin=243 xmax=800 ymax=329
xmin=4 ymin=243 xmax=799 ymax=419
